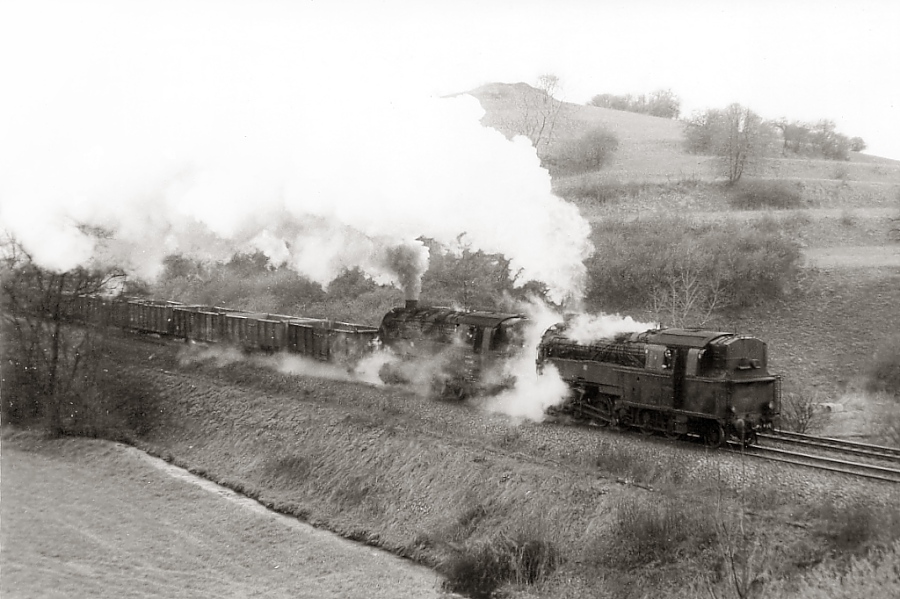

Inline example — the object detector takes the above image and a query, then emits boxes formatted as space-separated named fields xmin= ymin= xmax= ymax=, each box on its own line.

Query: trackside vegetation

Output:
xmin=97 ymin=345 xmax=900 ymax=599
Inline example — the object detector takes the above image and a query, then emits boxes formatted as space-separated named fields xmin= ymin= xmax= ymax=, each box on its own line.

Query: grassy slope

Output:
xmin=471 ymin=81 xmax=900 ymax=186
xmin=27 ymin=335 xmax=894 ymax=599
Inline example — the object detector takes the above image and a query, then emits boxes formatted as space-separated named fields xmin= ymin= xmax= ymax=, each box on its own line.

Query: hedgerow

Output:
xmin=728 ymin=179 xmax=803 ymax=210
xmin=585 ymin=215 xmax=801 ymax=324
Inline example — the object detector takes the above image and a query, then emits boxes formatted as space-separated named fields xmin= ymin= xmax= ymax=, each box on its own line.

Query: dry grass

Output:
xmin=8 ymin=332 xmax=900 ymax=599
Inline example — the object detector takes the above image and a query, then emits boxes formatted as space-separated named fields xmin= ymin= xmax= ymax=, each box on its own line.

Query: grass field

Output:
xmin=0 ymin=431 xmax=444 ymax=599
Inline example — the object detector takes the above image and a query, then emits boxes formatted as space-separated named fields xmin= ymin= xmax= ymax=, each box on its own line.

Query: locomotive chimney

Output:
xmin=405 ymin=299 xmax=419 ymax=310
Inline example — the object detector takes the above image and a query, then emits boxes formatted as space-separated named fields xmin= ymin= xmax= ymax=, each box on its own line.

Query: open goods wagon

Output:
xmin=67 ymin=296 xmax=378 ymax=365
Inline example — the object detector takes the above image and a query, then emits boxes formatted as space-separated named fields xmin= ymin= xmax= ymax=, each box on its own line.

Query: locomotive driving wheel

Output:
xmin=595 ymin=396 xmax=616 ymax=427
xmin=664 ymin=418 xmax=681 ymax=440
xmin=702 ymin=422 xmax=725 ymax=448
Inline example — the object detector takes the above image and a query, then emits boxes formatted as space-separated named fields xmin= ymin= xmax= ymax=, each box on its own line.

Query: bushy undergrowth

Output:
xmin=778 ymin=383 xmax=826 ymax=433
xmin=440 ymin=530 xmax=560 ymax=598
xmin=586 ymin=215 xmax=801 ymax=323
xmin=554 ymin=177 xmax=708 ymax=204
xmin=866 ymin=334 xmax=900 ymax=397
xmin=555 ymin=179 xmax=655 ymax=203
xmin=810 ymin=498 xmax=900 ymax=556
xmin=590 ymin=494 xmax=718 ymax=569
xmin=550 ymin=127 xmax=620 ymax=175
xmin=1 ymin=330 xmax=162 ymax=440
xmin=594 ymin=437 xmax=694 ymax=486
xmin=773 ymin=541 xmax=900 ymax=599
xmin=728 ymin=179 xmax=804 ymax=210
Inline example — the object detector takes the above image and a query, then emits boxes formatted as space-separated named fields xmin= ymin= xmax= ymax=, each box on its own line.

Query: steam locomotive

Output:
xmin=377 ymin=299 xmax=527 ymax=398
xmin=64 ymin=295 xmax=780 ymax=446
xmin=537 ymin=322 xmax=781 ymax=447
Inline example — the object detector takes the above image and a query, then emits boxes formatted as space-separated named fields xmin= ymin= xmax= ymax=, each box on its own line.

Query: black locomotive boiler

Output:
xmin=537 ymin=324 xmax=781 ymax=446
xmin=378 ymin=300 xmax=527 ymax=399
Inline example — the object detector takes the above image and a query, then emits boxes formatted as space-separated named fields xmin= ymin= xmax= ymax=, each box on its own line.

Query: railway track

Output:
xmin=759 ymin=430 xmax=900 ymax=461
xmin=727 ymin=430 xmax=900 ymax=483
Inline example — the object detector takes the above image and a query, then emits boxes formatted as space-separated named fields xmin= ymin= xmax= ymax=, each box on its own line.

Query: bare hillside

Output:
xmin=468 ymin=82 xmax=900 ymax=185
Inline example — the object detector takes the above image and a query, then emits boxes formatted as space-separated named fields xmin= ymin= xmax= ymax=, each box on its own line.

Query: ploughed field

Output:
xmin=5 ymin=331 xmax=898 ymax=598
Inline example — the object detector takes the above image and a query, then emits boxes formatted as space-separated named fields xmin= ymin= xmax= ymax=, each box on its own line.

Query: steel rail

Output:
xmin=726 ymin=442 xmax=900 ymax=484
xmin=759 ymin=430 xmax=900 ymax=461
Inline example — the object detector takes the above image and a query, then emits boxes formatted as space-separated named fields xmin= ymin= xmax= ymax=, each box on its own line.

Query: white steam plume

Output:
xmin=483 ymin=304 xmax=657 ymax=422
xmin=563 ymin=313 xmax=657 ymax=344
xmin=178 ymin=343 xmax=389 ymax=387
xmin=0 ymin=3 xmax=593 ymax=303
xmin=483 ymin=299 xmax=570 ymax=421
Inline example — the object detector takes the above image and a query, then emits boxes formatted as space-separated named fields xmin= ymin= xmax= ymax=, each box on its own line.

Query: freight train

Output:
xmin=64 ymin=295 xmax=780 ymax=446
xmin=67 ymin=295 xmax=379 ymax=365
xmin=537 ymin=321 xmax=781 ymax=446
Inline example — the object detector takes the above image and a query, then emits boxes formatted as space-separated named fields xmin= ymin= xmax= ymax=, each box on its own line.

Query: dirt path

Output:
xmin=0 ymin=434 xmax=447 ymax=599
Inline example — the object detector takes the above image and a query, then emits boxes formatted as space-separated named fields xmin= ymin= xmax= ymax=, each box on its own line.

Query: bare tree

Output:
xmin=684 ymin=104 xmax=772 ymax=184
xmin=719 ymin=104 xmax=770 ymax=185
xmin=778 ymin=385 xmax=826 ymax=433
xmin=649 ymin=243 xmax=727 ymax=327
xmin=500 ymin=74 xmax=566 ymax=162
xmin=1 ymin=235 xmax=125 ymax=434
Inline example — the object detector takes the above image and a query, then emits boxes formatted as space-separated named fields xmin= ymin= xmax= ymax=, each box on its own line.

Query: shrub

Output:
xmin=779 ymin=385 xmax=825 ymax=433
xmin=440 ymin=533 xmax=560 ymax=598
xmin=874 ymin=401 xmax=900 ymax=448
xmin=594 ymin=494 xmax=717 ymax=569
xmin=770 ymin=541 xmax=900 ymax=599
xmin=728 ymin=180 xmax=803 ymax=210
xmin=1 ymin=351 xmax=45 ymax=425
xmin=866 ymin=334 xmax=900 ymax=397
xmin=585 ymin=215 xmax=801 ymax=323
xmin=553 ymin=127 xmax=619 ymax=175
xmin=839 ymin=209 xmax=857 ymax=226
xmin=554 ymin=179 xmax=652 ymax=203
xmin=0 ymin=320 xmax=162 ymax=439
xmin=85 ymin=363 xmax=163 ymax=438
xmin=832 ymin=164 xmax=851 ymax=181
xmin=812 ymin=499 xmax=900 ymax=555
xmin=588 ymin=89 xmax=681 ymax=119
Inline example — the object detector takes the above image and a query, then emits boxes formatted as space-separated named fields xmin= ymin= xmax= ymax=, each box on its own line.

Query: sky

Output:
xmin=1 ymin=0 xmax=898 ymax=295
xmin=3 ymin=0 xmax=897 ymax=155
